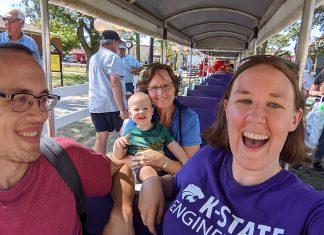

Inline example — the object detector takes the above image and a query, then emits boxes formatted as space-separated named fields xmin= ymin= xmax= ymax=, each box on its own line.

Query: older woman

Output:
xmin=121 ymin=62 xmax=202 ymax=174
xmin=139 ymin=55 xmax=324 ymax=235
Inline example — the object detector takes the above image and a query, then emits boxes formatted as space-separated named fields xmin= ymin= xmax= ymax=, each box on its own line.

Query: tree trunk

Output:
xmin=76 ymin=18 xmax=99 ymax=73
xmin=258 ymin=40 xmax=268 ymax=55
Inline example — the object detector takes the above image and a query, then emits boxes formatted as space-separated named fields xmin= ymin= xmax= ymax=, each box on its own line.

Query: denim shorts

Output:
xmin=90 ymin=112 xmax=123 ymax=132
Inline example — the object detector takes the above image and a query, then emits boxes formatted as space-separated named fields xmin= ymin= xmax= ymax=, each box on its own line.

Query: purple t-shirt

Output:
xmin=163 ymin=146 xmax=324 ymax=235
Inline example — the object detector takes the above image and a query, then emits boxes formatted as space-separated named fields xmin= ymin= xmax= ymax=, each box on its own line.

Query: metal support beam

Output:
xmin=198 ymin=36 xmax=248 ymax=44
xmin=149 ymin=37 xmax=154 ymax=64
xmin=40 ymin=0 xmax=56 ymax=137
xmin=180 ymin=21 xmax=253 ymax=33
xmin=162 ymin=26 xmax=167 ymax=63
xmin=188 ymin=41 xmax=193 ymax=89
xmin=164 ymin=7 xmax=259 ymax=22
xmin=177 ymin=45 xmax=183 ymax=72
xmin=235 ymin=54 xmax=240 ymax=70
xmin=296 ymin=0 xmax=316 ymax=90
xmin=253 ymin=27 xmax=258 ymax=55
xmin=242 ymin=42 xmax=249 ymax=59
xmin=191 ymin=30 xmax=249 ymax=40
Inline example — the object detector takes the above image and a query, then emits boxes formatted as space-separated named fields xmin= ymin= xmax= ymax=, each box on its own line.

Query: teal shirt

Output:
xmin=126 ymin=122 xmax=174 ymax=155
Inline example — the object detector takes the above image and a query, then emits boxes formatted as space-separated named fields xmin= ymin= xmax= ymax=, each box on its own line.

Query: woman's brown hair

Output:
xmin=203 ymin=55 xmax=307 ymax=164
xmin=137 ymin=62 xmax=181 ymax=95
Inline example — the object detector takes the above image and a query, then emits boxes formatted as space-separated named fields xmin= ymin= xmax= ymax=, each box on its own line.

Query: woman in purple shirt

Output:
xmin=139 ymin=55 xmax=324 ymax=235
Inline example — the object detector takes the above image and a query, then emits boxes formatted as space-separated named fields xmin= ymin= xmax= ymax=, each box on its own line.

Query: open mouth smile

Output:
xmin=242 ymin=131 xmax=269 ymax=149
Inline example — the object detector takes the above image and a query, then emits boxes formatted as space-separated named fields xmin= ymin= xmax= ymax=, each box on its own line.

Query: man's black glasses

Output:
xmin=0 ymin=92 xmax=60 ymax=113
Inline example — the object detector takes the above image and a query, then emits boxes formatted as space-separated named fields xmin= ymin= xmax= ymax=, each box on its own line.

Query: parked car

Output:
xmin=63 ymin=55 xmax=73 ymax=63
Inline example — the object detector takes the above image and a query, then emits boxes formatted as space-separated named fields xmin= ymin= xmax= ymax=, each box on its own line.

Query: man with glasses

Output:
xmin=0 ymin=43 xmax=134 ymax=235
xmin=0 ymin=8 xmax=42 ymax=64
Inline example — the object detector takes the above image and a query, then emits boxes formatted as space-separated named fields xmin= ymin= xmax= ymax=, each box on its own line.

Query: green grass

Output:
xmin=52 ymin=71 xmax=88 ymax=87
xmin=57 ymin=117 xmax=119 ymax=155
xmin=62 ymin=64 xmax=87 ymax=73
xmin=51 ymin=64 xmax=88 ymax=87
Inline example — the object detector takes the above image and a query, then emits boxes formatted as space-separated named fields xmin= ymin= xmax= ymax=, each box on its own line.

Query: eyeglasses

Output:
xmin=147 ymin=83 xmax=174 ymax=94
xmin=241 ymin=55 xmax=299 ymax=71
xmin=3 ymin=18 xmax=22 ymax=24
xmin=0 ymin=92 xmax=60 ymax=113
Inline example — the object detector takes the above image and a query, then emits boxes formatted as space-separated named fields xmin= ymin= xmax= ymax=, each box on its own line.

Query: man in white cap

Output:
xmin=118 ymin=41 xmax=143 ymax=93
xmin=0 ymin=8 xmax=42 ymax=64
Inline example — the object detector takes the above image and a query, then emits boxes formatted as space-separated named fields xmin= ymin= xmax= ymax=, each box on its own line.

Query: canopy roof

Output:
xmin=50 ymin=0 xmax=323 ymax=58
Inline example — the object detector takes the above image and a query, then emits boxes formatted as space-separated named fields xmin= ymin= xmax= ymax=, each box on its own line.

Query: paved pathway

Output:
xmin=54 ymin=93 xmax=89 ymax=117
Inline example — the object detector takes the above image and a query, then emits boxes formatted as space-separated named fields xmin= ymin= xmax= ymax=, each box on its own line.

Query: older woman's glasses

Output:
xmin=0 ymin=92 xmax=60 ymax=113
xmin=241 ymin=55 xmax=299 ymax=71
xmin=147 ymin=83 xmax=173 ymax=93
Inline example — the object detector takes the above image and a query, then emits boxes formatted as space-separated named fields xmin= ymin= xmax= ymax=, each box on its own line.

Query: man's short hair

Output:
xmin=3 ymin=8 xmax=25 ymax=23
xmin=100 ymin=30 xmax=120 ymax=46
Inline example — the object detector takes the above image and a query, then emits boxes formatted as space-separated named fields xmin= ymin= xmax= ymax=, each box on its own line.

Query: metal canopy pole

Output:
xmin=296 ymin=0 xmax=316 ymax=90
xmin=188 ymin=40 xmax=193 ymax=89
xmin=253 ymin=27 xmax=258 ymax=55
xmin=149 ymin=37 xmax=154 ymax=64
xmin=162 ymin=26 xmax=167 ymax=64
xmin=177 ymin=45 xmax=183 ymax=72
xmin=243 ymin=42 xmax=249 ymax=59
xmin=40 ymin=0 xmax=55 ymax=137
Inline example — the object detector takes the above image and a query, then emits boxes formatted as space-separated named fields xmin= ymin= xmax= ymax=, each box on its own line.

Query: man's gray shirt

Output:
xmin=89 ymin=47 xmax=126 ymax=113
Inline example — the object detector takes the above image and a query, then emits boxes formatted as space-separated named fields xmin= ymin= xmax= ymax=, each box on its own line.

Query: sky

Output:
xmin=1 ymin=0 xmax=22 ymax=15
xmin=1 ymin=0 xmax=321 ymax=52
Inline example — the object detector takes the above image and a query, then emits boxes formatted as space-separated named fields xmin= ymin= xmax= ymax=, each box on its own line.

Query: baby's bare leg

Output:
xmin=139 ymin=166 xmax=158 ymax=182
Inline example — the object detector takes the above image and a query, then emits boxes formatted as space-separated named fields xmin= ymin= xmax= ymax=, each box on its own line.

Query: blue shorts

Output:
xmin=125 ymin=82 xmax=134 ymax=93
xmin=90 ymin=112 xmax=123 ymax=132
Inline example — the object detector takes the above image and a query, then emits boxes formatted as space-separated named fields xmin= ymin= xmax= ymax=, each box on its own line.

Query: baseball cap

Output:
xmin=101 ymin=30 xmax=121 ymax=42
xmin=3 ymin=9 xmax=25 ymax=21
xmin=119 ymin=41 xmax=127 ymax=49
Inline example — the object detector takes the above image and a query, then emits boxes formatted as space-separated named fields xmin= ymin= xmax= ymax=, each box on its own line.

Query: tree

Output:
xmin=308 ymin=36 xmax=324 ymax=70
xmin=313 ymin=5 xmax=324 ymax=31
xmin=267 ymin=34 xmax=292 ymax=55
xmin=21 ymin=0 xmax=100 ymax=66
xmin=265 ymin=6 xmax=323 ymax=56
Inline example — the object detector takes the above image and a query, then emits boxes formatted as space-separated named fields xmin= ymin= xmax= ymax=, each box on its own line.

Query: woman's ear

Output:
xmin=223 ymin=99 xmax=228 ymax=115
xmin=289 ymin=108 xmax=303 ymax=132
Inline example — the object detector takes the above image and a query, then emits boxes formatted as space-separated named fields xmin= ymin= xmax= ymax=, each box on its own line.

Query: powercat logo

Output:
xmin=182 ymin=184 xmax=205 ymax=203
xmin=169 ymin=184 xmax=285 ymax=235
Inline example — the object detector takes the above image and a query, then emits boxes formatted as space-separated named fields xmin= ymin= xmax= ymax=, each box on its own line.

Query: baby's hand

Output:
xmin=112 ymin=134 xmax=130 ymax=159
xmin=115 ymin=134 xmax=130 ymax=148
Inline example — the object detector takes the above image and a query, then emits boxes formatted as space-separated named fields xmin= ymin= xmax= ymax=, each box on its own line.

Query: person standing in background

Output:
xmin=309 ymin=68 xmax=324 ymax=172
xmin=118 ymin=41 xmax=143 ymax=93
xmin=89 ymin=30 xmax=128 ymax=155
xmin=0 ymin=8 xmax=42 ymax=65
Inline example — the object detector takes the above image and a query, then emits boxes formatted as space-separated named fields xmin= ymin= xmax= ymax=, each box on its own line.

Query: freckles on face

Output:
xmin=225 ymin=64 xmax=300 ymax=171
